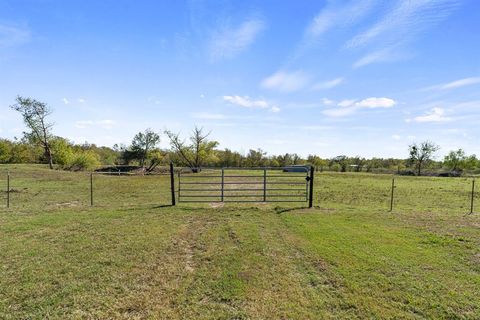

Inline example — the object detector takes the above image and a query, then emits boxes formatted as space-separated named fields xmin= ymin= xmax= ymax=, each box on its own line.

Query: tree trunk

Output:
xmin=45 ymin=145 xmax=53 ymax=169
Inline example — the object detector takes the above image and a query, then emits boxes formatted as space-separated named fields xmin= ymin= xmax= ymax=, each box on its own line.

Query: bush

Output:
xmin=50 ymin=138 xmax=74 ymax=166
xmin=68 ymin=150 xmax=101 ymax=171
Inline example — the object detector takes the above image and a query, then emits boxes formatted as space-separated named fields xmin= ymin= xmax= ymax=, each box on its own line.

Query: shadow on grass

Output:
xmin=274 ymin=206 xmax=309 ymax=214
xmin=151 ymin=204 xmax=175 ymax=209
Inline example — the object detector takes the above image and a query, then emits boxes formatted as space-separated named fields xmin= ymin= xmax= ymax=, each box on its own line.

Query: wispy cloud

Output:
xmin=62 ymin=98 xmax=69 ymax=105
xmin=423 ymin=77 xmax=480 ymax=91
xmin=312 ymin=77 xmax=344 ymax=90
xmin=147 ymin=96 xmax=162 ymax=105
xmin=223 ymin=95 xmax=279 ymax=112
xmin=410 ymin=107 xmax=451 ymax=123
xmin=306 ymin=0 xmax=377 ymax=39
xmin=0 ymin=24 xmax=30 ymax=48
xmin=347 ymin=0 xmax=460 ymax=67
xmin=347 ymin=0 xmax=460 ymax=49
xmin=352 ymin=46 xmax=408 ymax=68
xmin=209 ymin=18 xmax=265 ymax=61
xmin=323 ymin=97 xmax=396 ymax=117
xmin=260 ymin=70 xmax=310 ymax=92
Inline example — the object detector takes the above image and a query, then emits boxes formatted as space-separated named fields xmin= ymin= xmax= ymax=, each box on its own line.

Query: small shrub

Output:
xmin=68 ymin=150 xmax=101 ymax=171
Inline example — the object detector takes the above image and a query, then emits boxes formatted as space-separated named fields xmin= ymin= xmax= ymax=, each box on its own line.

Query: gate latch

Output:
xmin=305 ymin=176 xmax=311 ymax=182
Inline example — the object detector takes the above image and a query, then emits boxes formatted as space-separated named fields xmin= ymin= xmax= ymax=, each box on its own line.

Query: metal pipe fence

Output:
xmin=0 ymin=166 xmax=477 ymax=214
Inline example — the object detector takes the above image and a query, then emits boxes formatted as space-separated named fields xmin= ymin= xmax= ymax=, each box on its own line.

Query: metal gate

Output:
xmin=177 ymin=166 xmax=314 ymax=206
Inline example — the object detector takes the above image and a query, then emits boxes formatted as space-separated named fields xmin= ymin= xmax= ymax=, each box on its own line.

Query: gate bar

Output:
xmin=309 ymin=166 xmax=315 ymax=208
xmin=221 ymin=168 xmax=224 ymax=202
xmin=263 ymin=168 xmax=267 ymax=201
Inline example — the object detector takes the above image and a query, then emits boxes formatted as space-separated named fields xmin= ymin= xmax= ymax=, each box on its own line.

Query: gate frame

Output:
xmin=170 ymin=164 xmax=315 ymax=207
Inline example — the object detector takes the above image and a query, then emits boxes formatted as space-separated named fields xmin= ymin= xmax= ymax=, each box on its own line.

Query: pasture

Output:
xmin=0 ymin=165 xmax=479 ymax=319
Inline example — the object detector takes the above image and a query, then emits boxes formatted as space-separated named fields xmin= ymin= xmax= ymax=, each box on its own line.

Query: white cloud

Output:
xmin=270 ymin=106 xmax=281 ymax=113
xmin=321 ymin=98 xmax=335 ymax=106
xmin=312 ymin=77 xmax=344 ymax=90
xmin=338 ymin=99 xmax=356 ymax=107
xmin=77 ymin=98 xmax=86 ymax=103
xmin=392 ymin=134 xmax=401 ymax=140
xmin=75 ymin=119 xmax=116 ymax=129
xmin=355 ymin=97 xmax=396 ymax=108
xmin=0 ymin=24 xmax=30 ymax=48
xmin=62 ymin=98 xmax=69 ymax=105
xmin=323 ymin=97 xmax=396 ymax=117
xmin=209 ymin=18 xmax=265 ymax=61
xmin=223 ymin=95 xmax=268 ymax=108
xmin=412 ymin=107 xmax=451 ymax=123
xmin=223 ymin=95 xmax=279 ymax=113
xmin=200 ymin=94 xmax=205 ymax=99
xmin=261 ymin=70 xmax=310 ymax=92
xmin=191 ymin=112 xmax=227 ymax=120
xmin=425 ymin=77 xmax=480 ymax=91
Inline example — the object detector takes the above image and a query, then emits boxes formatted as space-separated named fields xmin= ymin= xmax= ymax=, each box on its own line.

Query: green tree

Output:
xmin=330 ymin=155 xmax=348 ymax=172
xmin=408 ymin=141 xmax=440 ymax=176
xmin=444 ymin=150 xmax=478 ymax=172
xmin=0 ymin=139 xmax=12 ymax=163
xmin=50 ymin=137 xmax=75 ymax=167
xmin=244 ymin=149 xmax=267 ymax=167
xmin=130 ymin=129 xmax=161 ymax=168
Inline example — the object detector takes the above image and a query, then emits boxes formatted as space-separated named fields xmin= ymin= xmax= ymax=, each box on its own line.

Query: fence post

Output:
xmin=308 ymin=166 xmax=315 ymax=208
xmin=471 ymin=179 xmax=475 ymax=214
xmin=7 ymin=171 xmax=10 ymax=208
xmin=90 ymin=173 xmax=93 ymax=206
xmin=221 ymin=168 xmax=225 ymax=202
xmin=390 ymin=177 xmax=395 ymax=212
xmin=170 ymin=162 xmax=176 ymax=206
xmin=263 ymin=168 xmax=267 ymax=202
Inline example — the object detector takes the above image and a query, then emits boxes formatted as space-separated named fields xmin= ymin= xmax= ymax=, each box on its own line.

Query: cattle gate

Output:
xmin=171 ymin=165 xmax=314 ymax=207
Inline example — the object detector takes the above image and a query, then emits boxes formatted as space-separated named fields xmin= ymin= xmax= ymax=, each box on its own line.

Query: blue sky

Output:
xmin=1 ymin=0 xmax=479 ymax=158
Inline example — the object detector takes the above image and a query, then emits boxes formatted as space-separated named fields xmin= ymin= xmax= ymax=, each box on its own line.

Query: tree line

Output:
xmin=1 ymin=96 xmax=480 ymax=176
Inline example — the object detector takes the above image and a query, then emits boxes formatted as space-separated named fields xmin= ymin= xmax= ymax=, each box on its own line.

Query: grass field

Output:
xmin=1 ymin=165 xmax=479 ymax=319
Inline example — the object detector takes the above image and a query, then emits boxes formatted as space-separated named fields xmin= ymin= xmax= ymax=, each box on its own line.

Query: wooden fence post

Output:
xmin=170 ymin=162 xmax=176 ymax=206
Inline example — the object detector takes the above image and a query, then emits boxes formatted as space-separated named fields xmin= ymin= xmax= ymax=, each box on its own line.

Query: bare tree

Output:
xmin=10 ymin=96 xmax=54 ymax=169
xmin=164 ymin=126 xmax=218 ymax=172
xmin=408 ymin=141 xmax=440 ymax=176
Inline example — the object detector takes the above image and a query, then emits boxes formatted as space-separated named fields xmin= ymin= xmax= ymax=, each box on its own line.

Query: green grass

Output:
xmin=0 ymin=165 xmax=479 ymax=319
